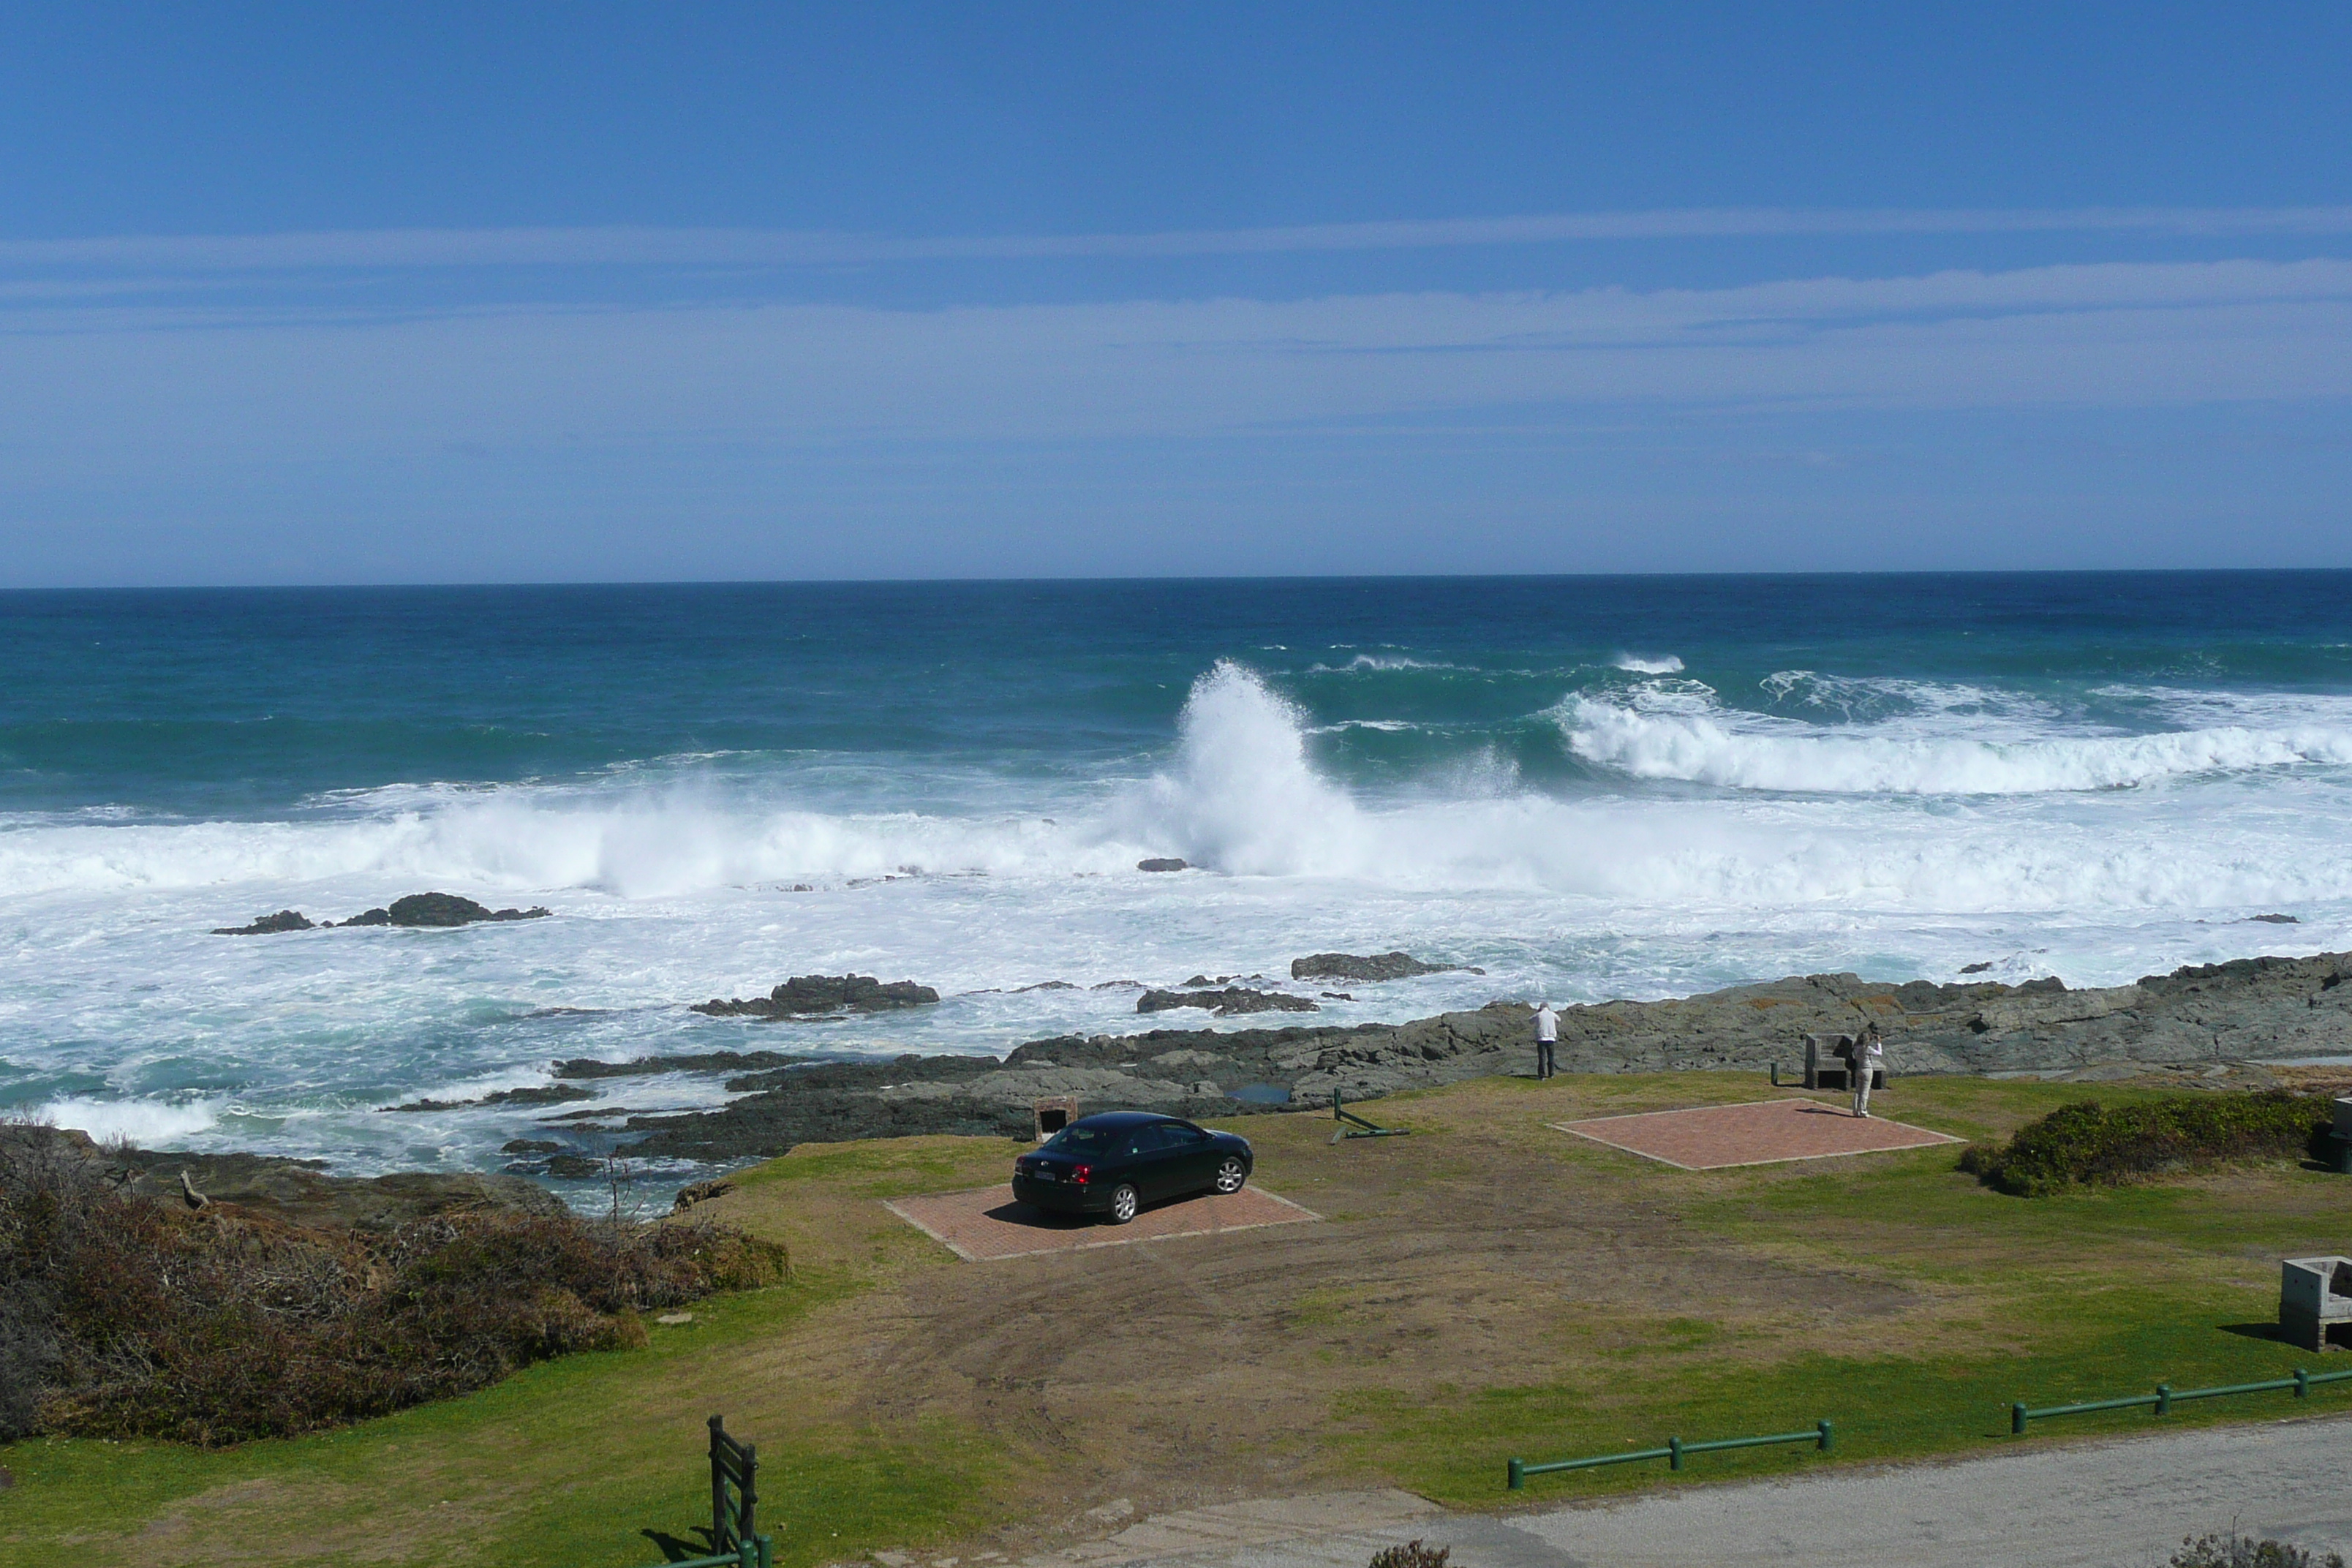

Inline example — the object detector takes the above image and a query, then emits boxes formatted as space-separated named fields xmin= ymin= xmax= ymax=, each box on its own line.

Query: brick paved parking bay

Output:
xmin=1556 ymin=1096 xmax=1963 ymax=1170
xmin=883 ymin=1183 xmax=1321 ymax=1262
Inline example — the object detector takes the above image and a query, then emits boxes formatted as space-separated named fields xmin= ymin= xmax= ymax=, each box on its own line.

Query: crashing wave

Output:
xmin=1559 ymin=694 xmax=2352 ymax=794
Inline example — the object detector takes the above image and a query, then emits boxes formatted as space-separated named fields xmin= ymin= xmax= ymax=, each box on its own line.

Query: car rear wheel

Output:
xmin=1107 ymin=1183 xmax=1139 ymax=1224
xmin=1213 ymin=1156 xmax=1248 ymax=1194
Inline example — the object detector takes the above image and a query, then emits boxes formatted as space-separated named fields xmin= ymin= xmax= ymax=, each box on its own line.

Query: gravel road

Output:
xmin=1066 ymin=1413 xmax=2352 ymax=1568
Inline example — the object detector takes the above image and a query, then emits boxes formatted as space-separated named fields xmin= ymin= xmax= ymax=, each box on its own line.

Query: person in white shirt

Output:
xmin=1533 ymin=1002 xmax=1559 ymax=1080
xmin=1852 ymin=1022 xmax=1885 ymax=1117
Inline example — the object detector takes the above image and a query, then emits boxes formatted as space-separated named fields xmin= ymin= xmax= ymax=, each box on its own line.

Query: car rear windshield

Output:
xmin=1041 ymin=1124 xmax=1124 ymax=1153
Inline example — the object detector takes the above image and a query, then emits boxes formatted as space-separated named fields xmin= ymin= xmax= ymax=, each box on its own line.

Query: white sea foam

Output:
xmin=1560 ymin=693 xmax=2352 ymax=795
xmin=31 ymin=1096 xmax=221 ymax=1145
xmin=1613 ymin=654 xmax=1685 ymax=674
xmin=8 ymin=660 xmax=2352 ymax=1186
xmin=1306 ymin=654 xmax=1455 ymax=673
xmin=4 ymin=667 xmax=2352 ymax=903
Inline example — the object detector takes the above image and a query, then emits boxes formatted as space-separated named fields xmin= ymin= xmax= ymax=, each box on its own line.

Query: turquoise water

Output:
xmin=5 ymin=573 xmax=2350 ymax=1179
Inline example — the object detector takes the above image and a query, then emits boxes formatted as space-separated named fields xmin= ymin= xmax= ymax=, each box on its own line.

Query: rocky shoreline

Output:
xmin=554 ymin=949 xmax=2352 ymax=1164
xmin=53 ymin=949 xmax=2352 ymax=1183
xmin=20 ymin=1127 xmax=570 ymax=1231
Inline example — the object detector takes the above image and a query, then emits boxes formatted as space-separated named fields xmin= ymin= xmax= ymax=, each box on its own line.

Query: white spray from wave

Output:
xmin=1613 ymin=654 xmax=1686 ymax=674
xmin=1561 ymin=695 xmax=2352 ymax=794
xmin=4 ymin=664 xmax=2352 ymax=909
xmin=31 ymin=1097 xmax=221 ymax=1145
xmin=1127 ymin=660 xmax=1365 ymax=875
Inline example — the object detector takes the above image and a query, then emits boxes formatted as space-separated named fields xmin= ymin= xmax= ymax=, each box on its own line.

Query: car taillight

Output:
xmin=1071 ymin=1164 xmax=1091 ymax=1184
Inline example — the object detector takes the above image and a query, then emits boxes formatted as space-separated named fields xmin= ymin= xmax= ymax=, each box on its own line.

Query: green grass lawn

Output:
xmin=8 ymin=1073 xmax=2347 ymax=1567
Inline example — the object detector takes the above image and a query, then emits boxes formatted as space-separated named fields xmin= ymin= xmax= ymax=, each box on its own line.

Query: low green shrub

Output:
xmin=0 ymin=1131 xmax=787 ymax=1445
xmin=1368 ymin=1542 xmax=1450 ymax=1568
xmin=2171 ymin=1530 xmax=2346 ymax=1568
xmin=1959 ymin=1091 xmax=2332 ymax=1196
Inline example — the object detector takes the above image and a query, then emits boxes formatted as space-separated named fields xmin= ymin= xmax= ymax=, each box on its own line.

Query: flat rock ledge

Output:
xmin=693 ymin=974 xmax=941 ymax=1019
xmin=589 ymin=949 xmax=2352 ymax=1163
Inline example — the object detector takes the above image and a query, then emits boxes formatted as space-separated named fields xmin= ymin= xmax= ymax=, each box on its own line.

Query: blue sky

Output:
xmin=3 ymin=4 xmax=2348 ymax=584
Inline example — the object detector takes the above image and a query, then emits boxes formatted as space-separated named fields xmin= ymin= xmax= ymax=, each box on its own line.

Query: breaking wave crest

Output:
xmin=1560 ymin=695 xmax=2352 ymax=794
xmin=3 ymin=665 xmax=2351 ymax=911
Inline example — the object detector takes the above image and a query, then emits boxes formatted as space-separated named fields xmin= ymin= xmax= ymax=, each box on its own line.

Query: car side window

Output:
xmin=1120 ymin=1131 xmax=1153 ymax=1158
xmin=1167 ymin=1123 xmax=1210 ymax=1145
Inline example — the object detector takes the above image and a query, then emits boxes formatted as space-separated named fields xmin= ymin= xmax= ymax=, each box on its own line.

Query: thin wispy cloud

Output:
xmin=4 ymin=260 xmax=2347 ymax=477
xmin=6 ymin=207 xmax=2352 ymax=274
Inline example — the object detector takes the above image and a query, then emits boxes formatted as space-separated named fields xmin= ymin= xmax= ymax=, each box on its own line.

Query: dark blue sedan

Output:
xmin=1011 ymin=1111 xmax=1254 ymax=1224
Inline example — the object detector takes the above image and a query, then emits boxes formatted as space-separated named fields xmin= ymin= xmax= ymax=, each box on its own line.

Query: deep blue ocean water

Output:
xmin=5 ymin=573 xmax=2350 ymax=1184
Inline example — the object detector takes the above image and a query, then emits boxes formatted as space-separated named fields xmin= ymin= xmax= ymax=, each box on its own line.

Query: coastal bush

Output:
xmin=2170 ymin=1531 xmax=2345 ymax=1568
xmin=1959 ymin=1092 xmax=2332 ymax=1196
xmin=0 ymin=1130 xmax=786 ymax=1445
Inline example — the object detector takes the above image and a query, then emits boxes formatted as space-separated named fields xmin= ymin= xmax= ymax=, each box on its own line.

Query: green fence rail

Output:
xmin=2011 ymin=1366 xmax=2352 ymax=1434
xmin=1508 ymin=1420 xmax=1832 ymax=1489
xmin=638 ymin=1537 xmax=774 ymax=1568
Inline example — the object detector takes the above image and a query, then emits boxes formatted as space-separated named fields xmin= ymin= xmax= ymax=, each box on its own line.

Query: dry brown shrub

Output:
xmin=0 ymin=1128 xmax=786 ymax=1446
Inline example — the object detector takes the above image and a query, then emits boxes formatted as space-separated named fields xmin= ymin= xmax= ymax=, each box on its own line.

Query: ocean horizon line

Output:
xmin=7 ymin=565 xmax=2352 ymax=597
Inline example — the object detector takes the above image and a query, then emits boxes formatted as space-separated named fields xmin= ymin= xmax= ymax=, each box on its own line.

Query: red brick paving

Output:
xmin=883 ymin=1183 xmax=1322 ymax=1262
xmin=1555 ymin=1096 xmax=1963 ymax=1170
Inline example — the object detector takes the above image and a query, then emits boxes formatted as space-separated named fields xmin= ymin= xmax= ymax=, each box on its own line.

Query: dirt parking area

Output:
xmin=885 ymin=1183 xmax=1320 ymax=1261
xmin=697 ymin=1077 xmax=1961 ymax=1527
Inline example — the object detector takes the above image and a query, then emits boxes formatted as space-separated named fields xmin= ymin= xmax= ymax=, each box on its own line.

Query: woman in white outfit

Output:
xmin=1852 ymin=1022 xmax=1885 ymax=1117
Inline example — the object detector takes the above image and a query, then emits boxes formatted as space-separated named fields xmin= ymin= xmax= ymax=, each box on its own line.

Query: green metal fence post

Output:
xmin=1507 ymin=1458 xmax=1526 ymax=1490
xmin=758 ymin=1535 xmax=774 ymax=1568
xmin=2011 ymin=1403 xmax=2028 ymax=1436
xmin=2155 ymin=1384 xmax=2171 ymax=1417
xmin=1667 ymin=1437 xmax=1684 ymax=1472
xmin=1816 ymin=1420 xmax=1833 ymax=1454
xmin=2296 ymin=1368 xmax=2312 ymax=1399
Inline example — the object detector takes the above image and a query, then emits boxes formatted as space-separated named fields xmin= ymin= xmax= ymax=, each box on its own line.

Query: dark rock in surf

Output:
xmin=1137 ymin=858 xmax=1189 ymax=872
xmin=336 ymin=893 xmax=552 ymax=929
xmin=1289 ymin=951 xmax=1483 ymax=983
xmin=1138 ymin=987 xmax=1319 ymax=1017
xmin=693 ymin=974 xmax=941 ymax=1019
xmin=211 ymin=910 xmax=315 ymax=936
xmin=2250 ymin=913 xmax=2301 ymax=924
xmin=1960 ymin=962 xmax=1994 ymax=974
xmin=482 ymin=1084 xmax=594 ymax=1107
xmin=382 ymin=1083 xmax=594 ymax=1113
xmin=554 ymin=1050 xmax=804 ymax=1080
